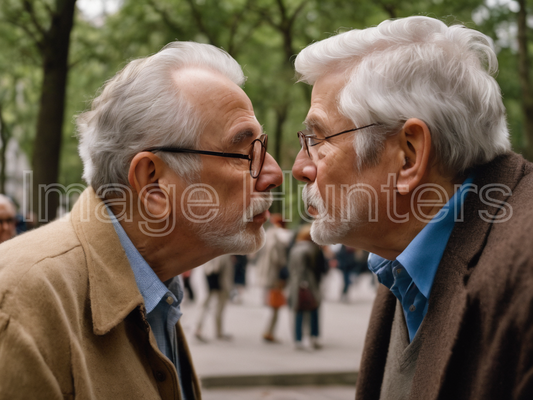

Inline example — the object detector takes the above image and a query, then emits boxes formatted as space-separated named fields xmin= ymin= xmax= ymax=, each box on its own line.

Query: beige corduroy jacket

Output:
xmin=0 ymin=188 xmax=201 ymax=400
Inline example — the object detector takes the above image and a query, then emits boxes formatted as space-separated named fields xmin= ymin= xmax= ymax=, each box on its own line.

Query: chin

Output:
xmin=214 ymin=225 xmax=266 ymax=255
xmin=310 ymin=217 xmax=353 ymax=245
xmin=310 ymin=195 xmax=368 ymax=245
xmin=193 ymin=199 xmax=269 ymax=254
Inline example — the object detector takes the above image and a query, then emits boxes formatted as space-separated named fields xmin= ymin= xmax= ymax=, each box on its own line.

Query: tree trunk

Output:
xmin=271 ymin=104 xmax=289 ymax=214
xmin=0 ymin=104 xmax=8 ymax=194
xmin=274 ymin=104 xmax=289 ymax=164
xmin=517 ymin=0 xmax=533 ymax=161
xmin=32 ymin=0 xmax=76 ymax=224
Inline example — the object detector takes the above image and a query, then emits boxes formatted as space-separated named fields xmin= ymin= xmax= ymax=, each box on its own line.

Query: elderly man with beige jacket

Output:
xmin=0 ymin=42 xmax=282 ymax=399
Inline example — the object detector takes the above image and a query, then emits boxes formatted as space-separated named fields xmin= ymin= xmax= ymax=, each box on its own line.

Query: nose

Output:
xmin=292 ymin=149 xmax=316 ymax=183
xmin=255 ymin=152 xmax=283 ymax=191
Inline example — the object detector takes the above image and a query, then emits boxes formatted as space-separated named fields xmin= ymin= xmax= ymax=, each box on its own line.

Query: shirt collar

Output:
xmin=106 ymin=206 xmax=170 ymax=313
xmin=396 ymin=173 xmax=476 ymax=298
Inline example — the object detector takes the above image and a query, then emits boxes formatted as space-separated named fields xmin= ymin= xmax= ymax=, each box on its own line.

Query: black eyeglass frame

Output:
xmin=143 ymin=133 xmax=268 ymax=178
xmin=297 ymin=123 xmax=377 ymax=159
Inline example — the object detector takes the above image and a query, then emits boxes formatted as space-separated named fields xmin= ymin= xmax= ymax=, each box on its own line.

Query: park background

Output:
xmin=0 ymin=0 xmax=532 ymax=222
xmin=1 ymin=1 xmax=532 ymax=398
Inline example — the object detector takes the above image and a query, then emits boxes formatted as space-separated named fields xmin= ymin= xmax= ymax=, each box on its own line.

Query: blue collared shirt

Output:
xmin=106 ymin=207 xmax=187 ymax=397
xmin=368 ymin=174 xmax=475 ymax=342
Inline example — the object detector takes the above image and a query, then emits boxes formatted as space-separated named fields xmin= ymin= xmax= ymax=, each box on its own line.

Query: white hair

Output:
xmin=77 ymin=42 xmax=246 ymax=195
xmin=0 ymin=194 xmax=16 ymax=214
xmin=295 ymin=16 xmax=511 ymax=176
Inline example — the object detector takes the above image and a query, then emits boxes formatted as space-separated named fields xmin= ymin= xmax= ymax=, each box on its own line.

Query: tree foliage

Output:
xmin=1 ymin=0 xmax=77 ymax=222
xmin=1 ymin=0 xmax=532 ymax=221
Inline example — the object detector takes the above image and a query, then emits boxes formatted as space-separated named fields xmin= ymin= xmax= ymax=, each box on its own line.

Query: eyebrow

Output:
xmin=303 ymin=118 xmax=328 ymax=135
xmin=230 ymin=128 xmax=262 ymax=145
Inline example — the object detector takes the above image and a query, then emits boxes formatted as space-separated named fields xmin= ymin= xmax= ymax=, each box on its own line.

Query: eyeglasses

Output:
xmin=0 ymin=217 xmax=15 ymax=225
xmin=297 ymin=123 xmax=376 ymax=160
xmin=144 ymin=134 xmax=268 ymax=178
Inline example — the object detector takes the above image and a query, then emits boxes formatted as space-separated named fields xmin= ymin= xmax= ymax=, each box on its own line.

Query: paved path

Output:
xmin=179 ymin=265 xmax=377 ymax=398
xmin=201 ymin=385 xmax=357 ymax=400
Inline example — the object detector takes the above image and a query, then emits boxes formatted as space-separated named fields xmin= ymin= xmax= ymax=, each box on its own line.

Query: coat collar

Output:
xmin=70 ymin=188 xmax=144 ymax=335
xmin=412 ymin=152 xmax=529 ymax=399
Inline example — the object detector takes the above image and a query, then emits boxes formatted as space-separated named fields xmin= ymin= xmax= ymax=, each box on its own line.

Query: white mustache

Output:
xmin=302 ymin=184 xmax=326 ymax=216
xmin=245 ymin=193 xmax=273 ymax=220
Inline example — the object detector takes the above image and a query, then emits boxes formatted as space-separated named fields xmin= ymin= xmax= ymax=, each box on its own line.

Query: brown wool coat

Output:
xmin=0 ymin=188 xmax=201 ymax=400
xmin=356 ymin=152 xmax=533 ymax=400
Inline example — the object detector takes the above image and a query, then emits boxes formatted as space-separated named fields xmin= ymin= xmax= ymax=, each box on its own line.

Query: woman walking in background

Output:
xmin=288 ymin=224 xmax=327 ymax=350
xmin=257 ymin=214 xmax=293 ymax=343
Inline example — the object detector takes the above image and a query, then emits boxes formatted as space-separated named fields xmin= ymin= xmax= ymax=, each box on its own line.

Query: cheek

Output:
xmin=315 ymin=143 xmax=335 ymax=162
xmin=220 ymin=175 xmax=250 ymax=209
xmin=317 ymin=145 xmax=354 ymax=175
xmin=316 ymin=159 xmax=337 ymax=186
xmin=317 ymin=157 xmax=356 ymax=189
xmin=316 ymin=180 xmax=339 ymax=212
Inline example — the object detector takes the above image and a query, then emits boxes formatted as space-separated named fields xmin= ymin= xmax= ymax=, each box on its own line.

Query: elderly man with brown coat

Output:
xmin=0 ymin=42 xmax=282 ymax=399
xmin=292 ymin=16 xmax=533 ymax=400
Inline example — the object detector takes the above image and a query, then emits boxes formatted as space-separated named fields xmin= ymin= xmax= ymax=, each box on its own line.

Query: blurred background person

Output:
xmin=288 ymin=224 xmax=327 ymax=350
xmin=336 ymin=245 xmax=370 ymax=302
xmin=195 ymin=254 xmax=234 ymax=342
xmin=181 ymin=269 xmax=195 ymax=303
xmin=256 ymin=213 xmax=294 ymax=343
xmin=231 ymin=254 xmax=248 ymax=304
xmin=0 ymin=194 xmax=17 ymax=244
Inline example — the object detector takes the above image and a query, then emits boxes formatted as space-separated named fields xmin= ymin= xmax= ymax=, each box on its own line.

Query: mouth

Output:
xmin=307 ymin=205 xmax=319 ymax=217
xmin=252 ymin=210 xmax=270 ymax=224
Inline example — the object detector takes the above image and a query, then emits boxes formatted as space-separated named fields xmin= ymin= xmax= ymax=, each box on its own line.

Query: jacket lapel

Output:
xmin=356 ymin=284 xmax=397 ymax=398
xmin=411 ymin=153 xmax=527 ymax=399
xmin=176 ymin=323 xmax=202 ymax=399
xmin=70 ymin=188 xmax=144 ymax=335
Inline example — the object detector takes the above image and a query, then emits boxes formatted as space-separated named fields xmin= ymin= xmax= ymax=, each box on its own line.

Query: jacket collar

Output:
xmin=70 ymin=188 xmax=144 ymax=335
xmin=412 ymin=152 xmax=529 ymax=399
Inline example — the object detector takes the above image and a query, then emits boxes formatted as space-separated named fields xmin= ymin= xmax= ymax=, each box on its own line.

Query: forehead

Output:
xmin=173 ymin=68 xmax=261 ymax=146
xmin=0 ymin=202 xmax=15 ymax=216
xmin=305 ymin=71 xmax=350 ymax=131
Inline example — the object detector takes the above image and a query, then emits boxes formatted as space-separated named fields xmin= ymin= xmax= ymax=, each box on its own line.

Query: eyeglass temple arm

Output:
xmin=144 ymin=147 xmax=251 ymax=160
xmin=306 ymin=123 xmax=377 ymax=146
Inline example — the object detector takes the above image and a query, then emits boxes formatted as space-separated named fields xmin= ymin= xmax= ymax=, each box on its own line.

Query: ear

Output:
xmin=128 ymin=152 xmax=172 ymax=220
xmin=396 ymin=118 xmax=432 ymax=195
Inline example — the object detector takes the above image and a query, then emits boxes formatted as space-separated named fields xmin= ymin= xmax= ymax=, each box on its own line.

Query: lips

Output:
xmin=253 ymin=210 xmax=270 ymax=223
xmin=307 ymin=205 xmax=318 ymax=217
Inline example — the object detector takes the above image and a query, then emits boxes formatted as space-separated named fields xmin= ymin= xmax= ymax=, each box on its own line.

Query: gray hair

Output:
xmin=0 ymin=194 xmax=16 ymax=214
xmin=77 ymin=42 xmax=246 ymax=195
xmin=295 ymin=16 xmax=511 ymax=176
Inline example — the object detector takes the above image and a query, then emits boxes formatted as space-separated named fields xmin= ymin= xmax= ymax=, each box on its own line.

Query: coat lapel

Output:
xmin=411 ymin=153 xmax=527 ymax=399
xmin=356 ymin=284 xmax=397 ymax=398
xmin=70 ymin=188 xmax=144 ymax=335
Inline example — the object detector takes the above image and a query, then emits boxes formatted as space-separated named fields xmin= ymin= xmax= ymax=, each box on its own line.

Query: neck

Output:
xmin=109 ymin=204 xmax=221 ymax=282
xmin=356 ymin=172 xmax=464 ymax=260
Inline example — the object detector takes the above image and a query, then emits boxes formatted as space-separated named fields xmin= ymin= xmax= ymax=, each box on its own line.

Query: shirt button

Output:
xmin=166 ymin=296 xmax=173 ymax=305
xmin=409 ymin=305 xmax=416 ymax=312
xmin=396 ymin=268 xmax=402 ymax=275
xmin=154 ymin=370 xmax=167 ymax=382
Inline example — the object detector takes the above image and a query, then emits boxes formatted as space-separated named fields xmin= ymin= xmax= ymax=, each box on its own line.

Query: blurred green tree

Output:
xmin=2 ymin=0 xmax=532 ymax=223
xmin=2 ymin=0 xmax=77 ymax=222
